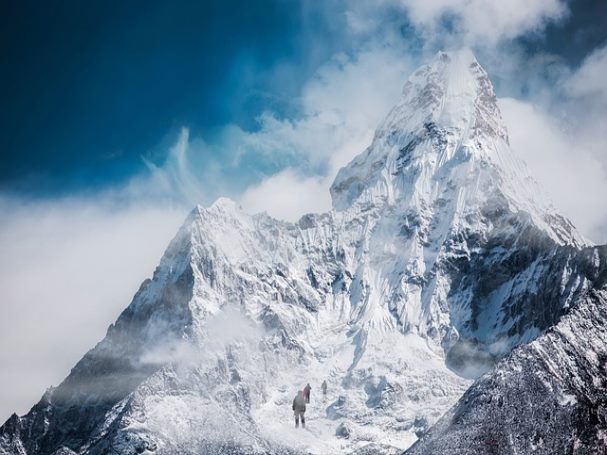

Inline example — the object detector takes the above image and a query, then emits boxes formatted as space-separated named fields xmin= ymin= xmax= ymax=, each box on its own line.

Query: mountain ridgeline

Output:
xmin=2 ymin=50 xmax=605 ymax=455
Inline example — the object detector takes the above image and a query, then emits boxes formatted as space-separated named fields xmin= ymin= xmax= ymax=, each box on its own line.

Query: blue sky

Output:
xmin=0 ymin=0 xmax=336 ymax=193
xmin=1 ymin=0 xmax=607 ymax=423
xmin=1 ymin=0 xmax=605 ymax=198
xmin=2 ymin=0 xmax=372 ymax=203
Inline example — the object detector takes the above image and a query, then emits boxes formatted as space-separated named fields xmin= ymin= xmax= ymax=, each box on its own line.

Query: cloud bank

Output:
xmin=0 ymin=193 xmax=185 ymax=420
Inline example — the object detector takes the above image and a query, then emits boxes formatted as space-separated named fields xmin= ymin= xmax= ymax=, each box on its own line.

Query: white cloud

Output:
xmin=248 ymin=46 xmax=413 ymax=171
xmin=239 ymin=169 xmax=331 ymax=221
xmin=500 ymin=97 xmax=607 ymax=243
xmin=341 ymin=0 xmax=568 ymax=47
xmin=160 ymin=45 xmax=413 ymax=221
xmin=566 ymin=45 xmax=607 ymax=102
xmin=407 ymin=0 xmax=567 ymax=44
xmin=0 ymin=194 xmax=186 ymax=421
xmin=559 ymin=45 xmax=607 ymax=174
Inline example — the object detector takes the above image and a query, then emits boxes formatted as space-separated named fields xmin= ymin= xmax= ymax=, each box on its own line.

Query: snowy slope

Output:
xmin=1 ymin=50 xmax=601 ymax=455
xmin=406 ymin=248 xmax=607 ymax=454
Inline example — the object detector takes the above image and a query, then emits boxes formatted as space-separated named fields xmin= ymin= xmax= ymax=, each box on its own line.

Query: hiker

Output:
xmin=321 ymin=380 xmax=327 ymax=397
xmin=292 ymin=390 xmax=306 ymax=428
xmin=303 ymin=383 xmax=311 ymax=403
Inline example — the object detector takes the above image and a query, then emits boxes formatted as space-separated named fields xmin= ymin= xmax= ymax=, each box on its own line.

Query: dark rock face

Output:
xmin=407 ymin=273 xmax=607 ymax=455
xmin=442 ymin=218 xmax=605 ymax=378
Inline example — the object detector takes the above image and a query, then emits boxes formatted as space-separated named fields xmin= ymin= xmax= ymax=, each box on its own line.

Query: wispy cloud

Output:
xmin=499 ymin=43 xmax=607 ymax=242
xmin=399 ymin=0 xmax=567 ymax=45
xmin=566 ymin=45 xmax=607 ymax=102
xmin=148 ymin=44 xmax=414 ymax=220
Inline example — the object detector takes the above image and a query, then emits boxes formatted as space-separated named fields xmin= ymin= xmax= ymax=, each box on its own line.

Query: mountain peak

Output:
xmin=435 ymin=48 xmax=477 ymax=62
xmin=329 ymin=49 xmax=508 ymax=211
xmin=432 ymin=48 xmax=478 ymax=71
xmin=377 ymin=48 xmax=507 ymax=143
xmin=330 ymin=49 xmax=585 ymax=247
xmin=207 ymin=197 xmax=242 ymax=213
xmin=423 ymin=48 xmax=481 ymax=88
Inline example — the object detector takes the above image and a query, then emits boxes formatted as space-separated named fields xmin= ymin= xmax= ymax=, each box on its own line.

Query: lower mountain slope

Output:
xmin=1 ymin=205 xmax=605 ymax=455
xmin=407 ymin=246 xmax=607 ymax=455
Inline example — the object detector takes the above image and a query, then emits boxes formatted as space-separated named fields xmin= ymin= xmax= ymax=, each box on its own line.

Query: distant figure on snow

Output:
xmin=303 ymin=383 xmax=311 ymax=403
xmin=292 ymin=390 xmax=306 ymax=428
xmin=321 ymin=380 xmax=327 ymax=397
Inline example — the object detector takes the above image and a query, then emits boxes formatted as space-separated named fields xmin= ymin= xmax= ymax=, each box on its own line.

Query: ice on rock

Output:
xmin=1 ymin=50 xmax=604 ymax=455
xmin=407 ymin=285 xmax=607 ymax=454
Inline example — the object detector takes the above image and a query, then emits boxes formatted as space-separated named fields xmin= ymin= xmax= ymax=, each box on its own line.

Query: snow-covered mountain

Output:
xmin=407 ymin=253 xmax=607 ymax=454
xmin=1 ymin=50 xmax=604 ymax=455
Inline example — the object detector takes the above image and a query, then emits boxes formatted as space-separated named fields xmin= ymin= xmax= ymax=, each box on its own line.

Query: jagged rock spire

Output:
xmin=379 ymin=49 xmax=507 ymax=142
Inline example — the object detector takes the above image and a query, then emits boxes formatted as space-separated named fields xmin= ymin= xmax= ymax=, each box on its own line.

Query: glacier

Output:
xmin=1 ymin=49 xmax=605 ymax=455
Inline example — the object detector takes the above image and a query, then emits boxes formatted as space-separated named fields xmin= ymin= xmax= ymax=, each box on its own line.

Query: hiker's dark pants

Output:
xmin=294 ymin=410 xmax=305 ymax=428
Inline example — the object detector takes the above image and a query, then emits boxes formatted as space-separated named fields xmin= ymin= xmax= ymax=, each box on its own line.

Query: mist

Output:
xmin=0 ymin=194 xmax=185 ymax=421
